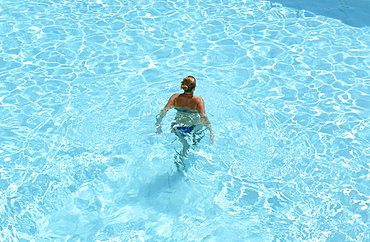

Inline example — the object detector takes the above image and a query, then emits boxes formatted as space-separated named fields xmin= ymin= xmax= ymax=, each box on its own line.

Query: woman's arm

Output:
xmin=201 ymin=114 xmax=214 ymax=143
xmin=197 ymin=97 xmax=214 ymax=143
xmin=155 ymin=94 xmax=178 ymax=134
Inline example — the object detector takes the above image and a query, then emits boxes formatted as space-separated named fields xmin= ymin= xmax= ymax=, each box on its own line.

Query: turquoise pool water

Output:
xmin=1 ymin=0 xmax=370 ymax=241
xmin=274 ymin=0 xmax=370 ymax=27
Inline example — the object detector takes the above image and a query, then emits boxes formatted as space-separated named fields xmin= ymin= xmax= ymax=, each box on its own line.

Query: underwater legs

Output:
xmin=172 ymin=126 xmax=206 ymax=172
xmin=174 ymin=135 xmax=190 ymax=172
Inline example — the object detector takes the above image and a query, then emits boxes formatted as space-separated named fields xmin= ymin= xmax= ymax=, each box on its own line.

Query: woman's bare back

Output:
xmin=173 ymin=94 xmax=200 ymax=110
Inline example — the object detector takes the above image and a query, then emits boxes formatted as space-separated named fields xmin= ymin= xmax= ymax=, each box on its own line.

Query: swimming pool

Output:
xmin=1 ymin=0 xmax=370 ymax=241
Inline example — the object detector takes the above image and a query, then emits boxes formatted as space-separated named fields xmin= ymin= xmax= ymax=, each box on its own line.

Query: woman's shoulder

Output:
xmin=170 ymin=93 xmax=181 ymax=99
xmin=192 ymin=95 xmax=204 ymax=102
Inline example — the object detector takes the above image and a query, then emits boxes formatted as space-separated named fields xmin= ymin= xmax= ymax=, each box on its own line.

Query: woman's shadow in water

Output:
xmin=126 ymin=169 xmax=191 ymax=214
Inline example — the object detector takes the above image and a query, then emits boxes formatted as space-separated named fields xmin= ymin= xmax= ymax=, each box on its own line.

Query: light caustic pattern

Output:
xmin=0 ymin=0 xmax=370 ymax=241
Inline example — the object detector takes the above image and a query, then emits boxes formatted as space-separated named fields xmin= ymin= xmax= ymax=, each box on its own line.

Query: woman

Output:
xmin=155 ymin=76 xmax=214 ymax=169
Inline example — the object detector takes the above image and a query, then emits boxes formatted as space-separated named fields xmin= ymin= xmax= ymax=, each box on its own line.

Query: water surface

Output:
xmin=1 ymin=0 xmax=370 ymax=241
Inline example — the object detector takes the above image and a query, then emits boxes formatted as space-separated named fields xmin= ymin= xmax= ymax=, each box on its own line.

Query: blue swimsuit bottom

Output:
xmin=172 ymin=123 xmax=196 ymax=137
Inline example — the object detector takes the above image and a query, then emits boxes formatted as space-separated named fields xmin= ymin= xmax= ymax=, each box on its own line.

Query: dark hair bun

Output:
xmin=181 ymin=84 xmax=189 ymax=90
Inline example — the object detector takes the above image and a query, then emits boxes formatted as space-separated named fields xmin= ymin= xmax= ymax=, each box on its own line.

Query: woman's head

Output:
xmin=181 ymin=76 xmax=196 ymax=92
